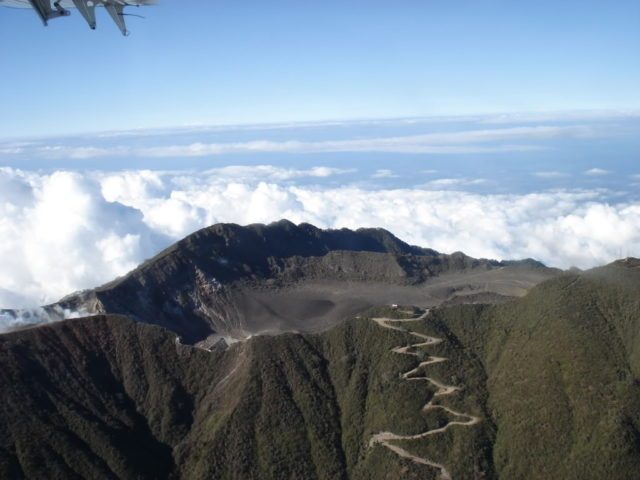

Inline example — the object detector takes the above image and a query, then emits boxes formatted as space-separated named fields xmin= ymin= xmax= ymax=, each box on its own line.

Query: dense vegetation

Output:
xmin=1 ymin=259 xmax=639 ymax=479
xmin=428 ymin=259 xmax=640 ymax=479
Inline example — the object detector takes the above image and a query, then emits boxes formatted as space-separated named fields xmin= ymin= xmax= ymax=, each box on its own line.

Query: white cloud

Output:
xmin=0 ymin=168 xmax=166 ymax=309
xmin=480 ymin=110 xmax=640 ymax=124
xmin=534 ymin=171 xmax=569 ymax=179
xmin=372 ymin=169 xmax=398 ymax=179
xmin=9 ymin=110 xmax=629 ymax=142
xmin=133 ymin=140 xmax=544 ymax=157
xmin=202 ymin=165 xmax=355 ymax=181
xmin=1 ymin=167 xmax=640 ymax=317
xmin=7 ymin=124 xmax=602 ymax=160
xmin=36 ymin=145 xmax=117 ymax=160
xmin=428 ymin=178 xmax=487 ymax=187
xmin=0 ymin=305 xmax=94 ymax=332
xmin=584 ymin=168 xmax=611 ymax=176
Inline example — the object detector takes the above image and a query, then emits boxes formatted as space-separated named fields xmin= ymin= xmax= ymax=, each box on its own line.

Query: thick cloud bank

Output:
xmin=0 ymin=169 xmax=165 ymax=309
xmin=1 ymin=167 xmax=639 ymax=311
xmin=0 ymin=305 xmax=93 ymax=333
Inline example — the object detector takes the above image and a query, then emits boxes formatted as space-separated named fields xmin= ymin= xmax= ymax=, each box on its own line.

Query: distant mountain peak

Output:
xmin=5 ymin=221 xmax=557 ymax=342
xmin=613 ymin=257 xmax=640 ymax=269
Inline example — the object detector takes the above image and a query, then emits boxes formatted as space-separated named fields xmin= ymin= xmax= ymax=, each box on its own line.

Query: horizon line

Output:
xmin=2 ymin=108 xmax=640 ymax=143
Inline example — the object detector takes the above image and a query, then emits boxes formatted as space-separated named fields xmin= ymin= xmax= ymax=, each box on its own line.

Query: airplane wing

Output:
xmin=0 ymin=0 xmax=67 ymax=24
xmin=103 ymin=1 xmax=127 ymax=35
xmin=0 ymin=0 xmax=154 ymax=35
xmin=71 ymin=0 xmax=96 ymax=30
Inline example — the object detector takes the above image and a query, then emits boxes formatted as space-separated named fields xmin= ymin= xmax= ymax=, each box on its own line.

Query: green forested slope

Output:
xmin=1 ymin=260 xmax=639 ymax=479
xmin=430 ymin=259 xmax=640 ymax=479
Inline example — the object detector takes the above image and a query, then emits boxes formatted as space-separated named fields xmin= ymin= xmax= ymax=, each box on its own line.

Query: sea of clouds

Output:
xmin=1 ymin=165 xmax=639 ymax=313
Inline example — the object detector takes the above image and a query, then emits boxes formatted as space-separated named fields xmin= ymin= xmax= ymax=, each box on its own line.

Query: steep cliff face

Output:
xmin=51 ymin=220 xmax=554 ymax=343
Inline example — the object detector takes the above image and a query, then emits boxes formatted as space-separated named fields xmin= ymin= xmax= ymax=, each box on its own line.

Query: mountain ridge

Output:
xmin=50 ymin=220 xmax=554 ymax=343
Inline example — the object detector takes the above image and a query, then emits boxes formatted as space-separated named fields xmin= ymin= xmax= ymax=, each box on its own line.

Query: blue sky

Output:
xmin=1 ymin=1 xmax=640 ymax=310
xmin=1 ymin=0 xmax=639 ymax=138
xmin=1 ymin=113 xmax=639 ymax=197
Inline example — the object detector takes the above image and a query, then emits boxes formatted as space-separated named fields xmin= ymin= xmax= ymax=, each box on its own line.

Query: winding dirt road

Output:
xmin=369 ymin=311 xmax=481 ymax=480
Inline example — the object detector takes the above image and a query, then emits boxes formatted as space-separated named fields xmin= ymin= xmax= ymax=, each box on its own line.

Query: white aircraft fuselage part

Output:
xmin=0 ymin=0 xmax=153 ymax=35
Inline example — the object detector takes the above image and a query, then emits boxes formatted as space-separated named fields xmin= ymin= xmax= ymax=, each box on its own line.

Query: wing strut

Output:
xmin=72 ymin=0 xmax=97 ymax=29
xmin=27 ymin=0 xmax=70 ymax=25
xmin=104 ymin=1 xmax=129 ymax=36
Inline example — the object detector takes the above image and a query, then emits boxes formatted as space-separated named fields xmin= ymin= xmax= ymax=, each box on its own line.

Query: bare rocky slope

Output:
xmin=42 ymin=220 xmax=556 ymax=344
